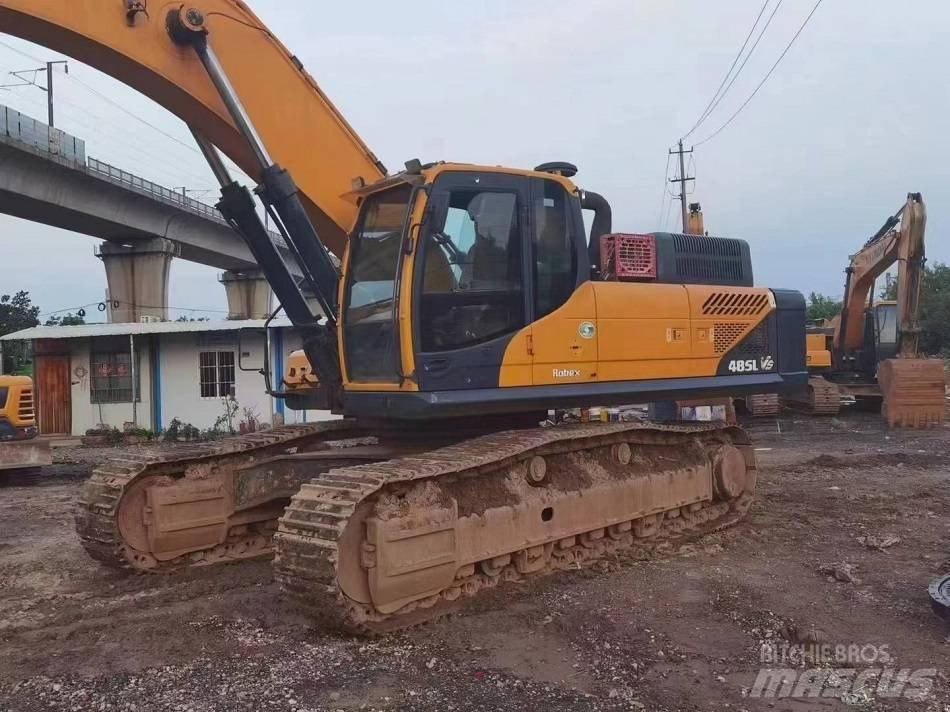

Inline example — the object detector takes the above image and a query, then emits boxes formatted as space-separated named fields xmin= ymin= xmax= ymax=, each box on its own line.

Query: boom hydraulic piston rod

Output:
xmin=168 ymin=7 xmax=343 ymax=402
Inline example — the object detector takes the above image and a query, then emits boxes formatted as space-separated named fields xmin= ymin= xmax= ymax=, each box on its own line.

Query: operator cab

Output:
xmin=864 ymin=301 xmax=899 ymax=367
xmin=342 ymin=164 xmax=589 ymax=390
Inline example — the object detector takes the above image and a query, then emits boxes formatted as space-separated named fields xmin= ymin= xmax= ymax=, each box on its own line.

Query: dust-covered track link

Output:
xmin=75 ymin=421 xmax=361 ymax=572
xmin=275 ymin=421 xmax=756 ymax=635
xmin=785 ymin=376 xmax=841 ymax=416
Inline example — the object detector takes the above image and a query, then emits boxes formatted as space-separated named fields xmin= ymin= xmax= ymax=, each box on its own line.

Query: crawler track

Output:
xmin=275 ymin=421 xmax=755 ymax=635
xmin=76 ymin=421 xmax=355 ymax=571
xmin=785 ymin=376 xmax=841 ymax=415
xmin=746 ymin=393 xmax=781 ymax=417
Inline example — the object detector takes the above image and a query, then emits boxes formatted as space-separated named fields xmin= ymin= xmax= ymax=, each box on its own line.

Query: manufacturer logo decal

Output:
xmin=553 ymin=368 xmax=582 ymax=378
xmin=578 ymin=321 xmax=596 ymax=340
xmin=727 ymin=355 xmax=775 ymax=373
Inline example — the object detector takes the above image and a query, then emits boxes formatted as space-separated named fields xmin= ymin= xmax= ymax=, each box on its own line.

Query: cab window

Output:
xmin=533 ymin=180 xmax=577 ymax=318
xmin=419 ymin=188 xmax=525 ymax=351
xmin=343 ymin=183 xmax=412 ymax=382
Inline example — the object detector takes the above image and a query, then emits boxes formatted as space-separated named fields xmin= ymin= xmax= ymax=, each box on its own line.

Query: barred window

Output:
xmin=199 ymin=351 xmax=235 ymax=398
xmin=91 ymin=351 xmax=139 ymax=404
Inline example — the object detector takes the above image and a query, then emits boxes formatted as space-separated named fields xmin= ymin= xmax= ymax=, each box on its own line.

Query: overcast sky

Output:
xmin=0 ymin=0 xmax=946 ymax=321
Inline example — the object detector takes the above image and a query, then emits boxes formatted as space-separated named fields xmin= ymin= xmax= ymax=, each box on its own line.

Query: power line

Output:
xmin=40 ymin=300 xmax=231 ymax=318
xmin=655 ymin=151 xmax=673 ymax=230
xmin=695 ymin=0 xmax=785 ymax=137
xmin=694 ymin=0 xmax=825 ymax=147
xmin=64 ymin=72 xmax=251 ymax=181
xmin=0 ymin=38 xmax=248 ymax=176
xmin=0 ymin=39 xmax=45 ymax=65
xmin=0 ymin=63 xmax=216 ymax=186
xmin=68 ymin=73 xmax=202 ymax=155
xmin=664 ymin=193 xmax=676 ymax=231
xmin=682 ymin=0 xmax=772 ymax=140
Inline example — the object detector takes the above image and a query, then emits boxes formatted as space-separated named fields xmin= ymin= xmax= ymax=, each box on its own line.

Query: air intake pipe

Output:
xmin=580 ymin=190 xmax=612 ymax=275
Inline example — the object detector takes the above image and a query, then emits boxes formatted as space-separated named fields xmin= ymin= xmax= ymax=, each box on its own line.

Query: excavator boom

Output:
xmin=806 ymin=193 xmax=942 ymax=428
xmin=0 ymin=0 xmax=385 ymax=258
xmin=836 ymin=193 xmax=926 ymax=355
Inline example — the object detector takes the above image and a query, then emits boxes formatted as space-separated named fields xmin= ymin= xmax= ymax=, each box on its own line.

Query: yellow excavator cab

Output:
xmin=805 ymin=332 xmax=833 ymax=370
xmin=0 ymin=374 xmax=51 ymax=474
xmin=0 ymin=375 xmax=38 ymax=438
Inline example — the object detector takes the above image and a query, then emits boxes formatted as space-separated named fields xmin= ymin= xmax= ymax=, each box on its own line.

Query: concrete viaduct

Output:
xmin=0 ymin=105 xmax=294 ymax=321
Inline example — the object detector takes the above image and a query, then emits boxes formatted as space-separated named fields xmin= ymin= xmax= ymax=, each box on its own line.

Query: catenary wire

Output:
xmin=694 ymin=0 xmax=824 ymax=147
xmin=681 ymin=0 xmax=772 ymax=140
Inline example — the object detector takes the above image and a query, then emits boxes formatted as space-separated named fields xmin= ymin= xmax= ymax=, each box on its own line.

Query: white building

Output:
xmin=0 ymin=319 xmax=333 ymax=436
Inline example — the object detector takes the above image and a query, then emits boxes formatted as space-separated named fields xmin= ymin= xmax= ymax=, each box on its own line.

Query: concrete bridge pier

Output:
xmin=96 ymin=238 xmax=179 ymax=323
xmin=220 ymin=269 xmax=274 ymax=320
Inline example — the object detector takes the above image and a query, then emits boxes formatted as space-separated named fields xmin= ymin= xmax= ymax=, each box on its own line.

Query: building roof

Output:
xmin=0 ymin=318 xmax=296 ymax=342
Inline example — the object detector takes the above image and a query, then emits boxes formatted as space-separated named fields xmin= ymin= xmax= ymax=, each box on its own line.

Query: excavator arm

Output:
xmin=0 ymin=1 xmax=386 ymax=258
xmin=835 ymin=193 xmax=926 ymax=357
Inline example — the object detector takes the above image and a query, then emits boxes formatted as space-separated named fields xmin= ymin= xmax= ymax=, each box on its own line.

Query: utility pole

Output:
xmin=0 ymin=60 xmax=69 ymax=127
xmin=669 ymin=140 xmax=695 ymax=233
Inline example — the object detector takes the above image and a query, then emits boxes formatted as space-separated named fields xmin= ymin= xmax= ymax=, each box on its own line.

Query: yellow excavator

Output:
xmin=791 ymin=194 xmax=944 ymax=426
xmin=0 ymin=375 xmax=51 ymax=476
xmin=0 ymin=2 xmax=807 ymax=633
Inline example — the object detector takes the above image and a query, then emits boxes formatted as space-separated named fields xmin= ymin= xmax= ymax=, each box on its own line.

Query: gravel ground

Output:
xmin=1 ymin=414 xmax=949 ymax=711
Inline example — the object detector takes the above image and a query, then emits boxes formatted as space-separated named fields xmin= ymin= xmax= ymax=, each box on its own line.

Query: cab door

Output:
xmin=413 ymin=171 xmax=532 ymax=391
xmin=528 ymin=177 xmax=597 ymax=386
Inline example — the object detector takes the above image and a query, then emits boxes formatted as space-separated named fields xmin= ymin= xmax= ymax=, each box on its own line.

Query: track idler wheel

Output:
xmin=713 ymin=445 xmax=751 ymax=499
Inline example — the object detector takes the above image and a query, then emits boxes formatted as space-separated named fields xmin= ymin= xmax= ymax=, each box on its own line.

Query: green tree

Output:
xmin=874 ymin=262 xmax=950 ymax=354
xmin=45 ymin=312 xmax=86 ymax=326
xmin=916 ymin=262 xmax=950 ymax=355
xmin=175 ymin=315 xmax=210 ymax=322
xmin=0 ymin=291 xmax=40 ymax=373
xmin=806 ymin=292 xmax=842 ymax=323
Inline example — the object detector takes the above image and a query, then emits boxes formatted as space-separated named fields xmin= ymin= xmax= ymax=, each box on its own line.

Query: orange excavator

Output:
xmin=791 ymin=194 xmax=944 ymax=426
xmin=0 ymin=2 xmax=807 ymax=633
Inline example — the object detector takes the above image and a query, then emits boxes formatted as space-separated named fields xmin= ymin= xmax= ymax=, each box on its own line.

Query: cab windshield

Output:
xmin=343 ymin=183 xmax=413 ymax=382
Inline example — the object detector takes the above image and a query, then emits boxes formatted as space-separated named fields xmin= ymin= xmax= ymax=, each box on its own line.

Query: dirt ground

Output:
xmin=1 ymin=414 xmax=949 ymax=712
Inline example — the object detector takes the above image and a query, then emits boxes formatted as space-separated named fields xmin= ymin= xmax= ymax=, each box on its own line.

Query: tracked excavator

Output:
xmin=789 ymin=194 xmax=945 ymax=427
xmin=0 ymin=2 xmax=807 ymax=633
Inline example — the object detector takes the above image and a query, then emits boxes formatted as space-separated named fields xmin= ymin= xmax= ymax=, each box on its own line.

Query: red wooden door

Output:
xmin=35 ymin=341 xmax=71 ymax=435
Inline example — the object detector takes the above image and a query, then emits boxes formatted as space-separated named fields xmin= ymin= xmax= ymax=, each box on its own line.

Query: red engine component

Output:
xmin=600 ymin=233 xmax=657 ymax=281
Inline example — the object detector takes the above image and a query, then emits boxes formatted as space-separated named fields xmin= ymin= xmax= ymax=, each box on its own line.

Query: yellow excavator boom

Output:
xmin=0 ymin=0 xmax=385 ymax=256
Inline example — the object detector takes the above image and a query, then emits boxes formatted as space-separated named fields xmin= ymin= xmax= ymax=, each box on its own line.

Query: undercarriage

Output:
xmin=76 ymin=420 xmax=755 ymax=634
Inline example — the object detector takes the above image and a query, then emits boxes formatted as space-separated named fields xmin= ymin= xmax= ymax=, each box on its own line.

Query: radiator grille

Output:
xmin=17 ymin=387 xmax=35 ymax=421
xmin=671 ymin=234 xmax=747 ymax=284
xmin=600 ymin=233 xmax=657 ymax=280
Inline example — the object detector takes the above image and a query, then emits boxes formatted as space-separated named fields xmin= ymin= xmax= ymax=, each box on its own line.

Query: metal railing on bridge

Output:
xmin=86 ymin=157 xmax=225 ymax=224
